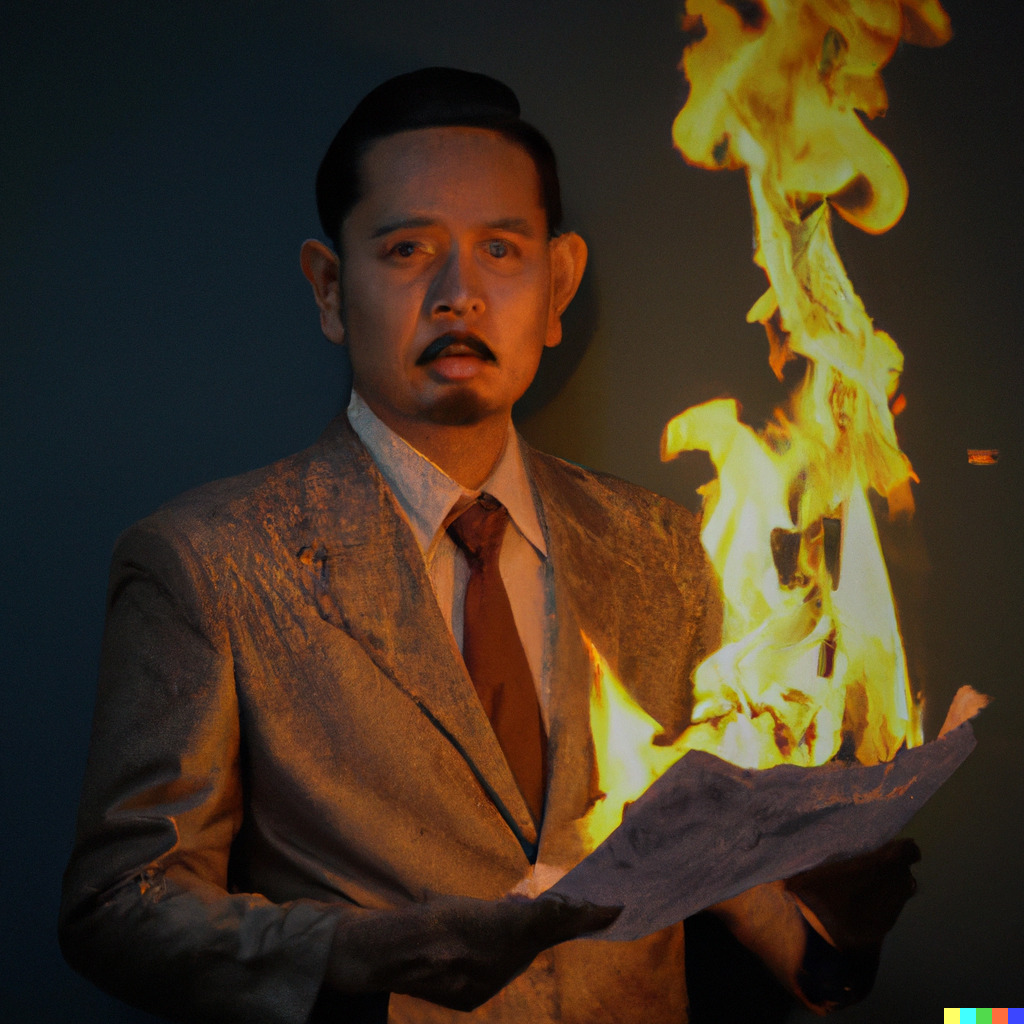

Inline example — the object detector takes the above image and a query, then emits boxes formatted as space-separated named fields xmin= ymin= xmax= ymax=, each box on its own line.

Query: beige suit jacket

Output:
xmin=60 ymin=413 xmax=718 ymax=1023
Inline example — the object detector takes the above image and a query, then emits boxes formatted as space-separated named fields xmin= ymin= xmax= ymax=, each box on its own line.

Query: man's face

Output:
xmin=336 ymin=126 xmax=576 ymax=433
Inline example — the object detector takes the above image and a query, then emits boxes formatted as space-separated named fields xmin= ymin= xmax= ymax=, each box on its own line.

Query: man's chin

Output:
xmin=425 ymin=390 xmax=494 ymax=427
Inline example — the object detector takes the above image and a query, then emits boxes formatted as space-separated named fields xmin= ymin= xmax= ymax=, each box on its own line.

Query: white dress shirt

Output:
xmin=347 ymin=391 xmax=552 ymax=719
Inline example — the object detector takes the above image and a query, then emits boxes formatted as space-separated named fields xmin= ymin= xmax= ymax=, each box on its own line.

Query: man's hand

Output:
xmin=324 ymin=892 xmax=621 ymax=1011
xmin=778 ymin=838 xmax=920 ymax=1012
xmin=785 ymin=837 xmax=921 ymax=952
xmin=710 ymin=841 xmax=922 ymax=1014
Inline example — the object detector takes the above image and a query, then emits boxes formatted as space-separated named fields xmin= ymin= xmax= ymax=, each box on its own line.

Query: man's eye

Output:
xmin=484 ymin=239 xmax=511 ymax=258
xmin=390 ymin=241 xmax=421 ymax=258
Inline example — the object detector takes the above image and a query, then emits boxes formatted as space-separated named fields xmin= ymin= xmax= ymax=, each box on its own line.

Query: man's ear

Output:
xmin=545 ymin=232 xmax=588 ymax=349
xmin=300 ymin=239 xmax=345 ymax=345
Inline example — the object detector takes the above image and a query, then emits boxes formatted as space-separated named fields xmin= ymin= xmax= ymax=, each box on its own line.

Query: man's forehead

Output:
xmin=355 ymin=126 xmax=546 ymax=222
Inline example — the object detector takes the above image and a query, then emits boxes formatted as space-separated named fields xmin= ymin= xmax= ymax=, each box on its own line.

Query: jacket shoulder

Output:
xmin=525 ymin=446 xmax=702 ymax=552
xmin=109 ymin=414 xmax=370 ymax=592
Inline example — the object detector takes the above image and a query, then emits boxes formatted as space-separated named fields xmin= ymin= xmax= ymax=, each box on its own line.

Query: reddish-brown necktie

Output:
xmin=447 ymin=494 xmax=547 ymax=825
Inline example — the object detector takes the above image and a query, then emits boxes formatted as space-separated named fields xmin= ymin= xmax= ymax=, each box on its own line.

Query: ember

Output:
xmin=967 ymin=449 xmax=999 ymax=466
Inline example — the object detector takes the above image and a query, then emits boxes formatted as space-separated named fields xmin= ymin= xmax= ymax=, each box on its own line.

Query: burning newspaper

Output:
xmin=576 ymin=0 xmax=967 ymax=860
xmin=554 ymin=1 xmax=986 ymax=922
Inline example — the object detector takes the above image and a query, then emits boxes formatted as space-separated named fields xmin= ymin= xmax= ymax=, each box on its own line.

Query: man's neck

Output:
xmin=358 ymin=400 xmax=512 ymax=491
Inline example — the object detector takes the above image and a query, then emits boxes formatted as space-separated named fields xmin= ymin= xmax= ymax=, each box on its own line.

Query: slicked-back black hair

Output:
xmin=315 ymin=67 xmax=563 ymax=250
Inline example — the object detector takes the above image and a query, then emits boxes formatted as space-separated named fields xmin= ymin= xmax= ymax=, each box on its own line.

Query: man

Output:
xmin=60 ymin=68 xmax=900 ymax=1023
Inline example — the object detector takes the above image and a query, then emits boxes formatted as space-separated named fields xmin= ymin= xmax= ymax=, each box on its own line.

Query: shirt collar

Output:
xmin=347 ymin=390 xmax=547 ymax=560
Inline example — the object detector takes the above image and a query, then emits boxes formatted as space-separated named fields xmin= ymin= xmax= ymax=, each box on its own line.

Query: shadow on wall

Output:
xmin=516 ymin=255 xmax=601 ymax=422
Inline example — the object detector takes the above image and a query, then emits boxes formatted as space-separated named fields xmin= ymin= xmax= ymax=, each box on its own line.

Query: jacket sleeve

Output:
xmin=58 ymin=520 xmax=383 ymax=1024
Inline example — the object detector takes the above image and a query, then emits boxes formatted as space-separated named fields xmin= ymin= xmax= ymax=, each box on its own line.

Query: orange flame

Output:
xmin=583 ymin=0 xmax=950 ymax=847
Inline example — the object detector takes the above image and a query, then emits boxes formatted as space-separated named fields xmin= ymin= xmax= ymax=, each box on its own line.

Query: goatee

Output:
xmin=426 ymin=389 xmax=491 ymax=426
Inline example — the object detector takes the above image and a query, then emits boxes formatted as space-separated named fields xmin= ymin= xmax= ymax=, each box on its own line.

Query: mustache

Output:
xmin=415 ymin=333 xmax=495 ymax=365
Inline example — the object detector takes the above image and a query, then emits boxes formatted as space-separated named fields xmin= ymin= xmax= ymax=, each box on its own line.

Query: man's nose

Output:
xmin=429 ymin=246 xmax=484 ymax=318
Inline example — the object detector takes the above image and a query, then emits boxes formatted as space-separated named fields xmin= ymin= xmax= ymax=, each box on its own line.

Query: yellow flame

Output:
xmin=581 ymin=634 xmax=691 ymax=849
xmin=583 ymin=0 xmax=947 ymax=846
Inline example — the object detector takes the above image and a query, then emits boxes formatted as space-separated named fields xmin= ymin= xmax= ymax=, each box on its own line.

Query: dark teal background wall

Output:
xmin=4 ymin=2 xmax=1022 ymax=1020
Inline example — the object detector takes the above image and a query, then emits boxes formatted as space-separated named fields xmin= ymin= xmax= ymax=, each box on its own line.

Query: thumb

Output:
xmin=524 ymin=893 xmax=622 ymax=945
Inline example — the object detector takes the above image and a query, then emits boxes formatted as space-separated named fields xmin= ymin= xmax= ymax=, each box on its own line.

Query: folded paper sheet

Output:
xmin=552 ymin=723 xmax=975 ymax=941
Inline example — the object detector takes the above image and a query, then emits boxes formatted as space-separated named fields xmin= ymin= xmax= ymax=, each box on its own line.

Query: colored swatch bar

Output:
xmin=944 ymin=1011 xmax=1021 ymax=1023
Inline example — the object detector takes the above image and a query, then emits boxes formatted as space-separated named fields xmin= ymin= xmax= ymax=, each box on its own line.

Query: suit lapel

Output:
xmin=525 ymin=451 xmax=610 ymax=868
xmin=538 ymin=553 xmax=602 ymax=868
xmin=296 ymin=416 xmax=540 ymax=855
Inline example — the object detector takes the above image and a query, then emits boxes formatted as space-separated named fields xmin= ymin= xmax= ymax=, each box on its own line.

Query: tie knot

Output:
xmin=447 ymin=494 xmax=509 ymax=565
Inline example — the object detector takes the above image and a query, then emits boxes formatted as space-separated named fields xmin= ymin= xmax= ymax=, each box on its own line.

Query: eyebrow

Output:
xmin=370 ymin=216 xmax=538 ymax=239
xmin=484 ymin=217 xmax=536 ymax=237
xmin=371 ymin=217 xmax=436 ymax=239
